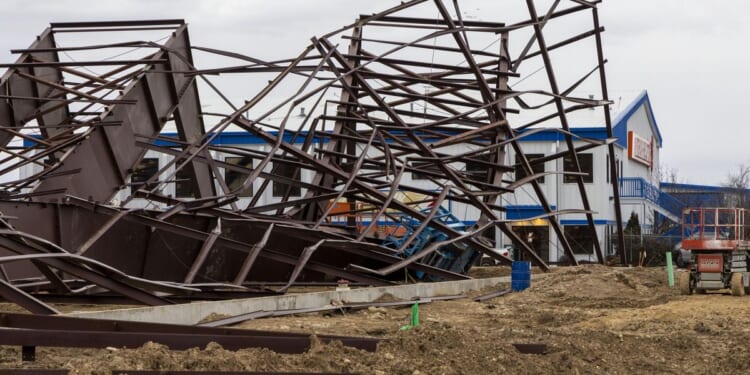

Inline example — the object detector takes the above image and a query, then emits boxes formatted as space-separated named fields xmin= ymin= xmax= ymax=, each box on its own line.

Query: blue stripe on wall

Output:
xmin=560 ymin=219 xmax=613 ymax=226
xmin=505 ymin=205 xmax=556 ymax=220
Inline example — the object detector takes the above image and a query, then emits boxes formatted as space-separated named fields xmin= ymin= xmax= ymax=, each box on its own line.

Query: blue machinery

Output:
xmin=382 ymin=206 xmax=482 ymax=280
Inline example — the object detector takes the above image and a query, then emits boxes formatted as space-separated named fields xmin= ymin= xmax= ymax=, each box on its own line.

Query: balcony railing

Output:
xmin=619 ymin=177 xmax=685 ymax=218
xmin=620 ymin=177 xmax=659 ymax=201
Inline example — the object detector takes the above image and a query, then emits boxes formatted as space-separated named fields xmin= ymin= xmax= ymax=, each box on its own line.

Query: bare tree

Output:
xmin=658 ymin=163 xmax=682 ymax=185
xmin=722 ymin=163 xmax=750 ymax=208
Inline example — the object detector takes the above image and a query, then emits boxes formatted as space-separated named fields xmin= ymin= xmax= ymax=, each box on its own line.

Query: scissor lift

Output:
xmin=679 ymin=208 xmax=750 ymax=296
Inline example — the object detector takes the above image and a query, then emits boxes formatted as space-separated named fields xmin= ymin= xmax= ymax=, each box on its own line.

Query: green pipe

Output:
xmin=411 ymin=302 xmax=419 ymax=327
xmin=666 ymin=251 xmax=674 ymax=287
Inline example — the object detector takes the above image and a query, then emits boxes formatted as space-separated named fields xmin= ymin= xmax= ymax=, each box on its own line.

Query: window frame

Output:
xmin=564 ymin=225 xmax=596 ymax=255
xmin=131 ymin=158 xmax=159 ymax=194
xmin=272 ymin=161 xmax=302 ymax=197
xmin=563 ymin=153 xmax=593 ymax=183
xmin=174 ymin=164 xmax=196 ymax=199
xmin=224 ymin=156 xmax=254 ymax=197
xmin=465 ymin=154 xmax=493 ymax=182
xmin=515 ymin=153 xmax=546 ymax=184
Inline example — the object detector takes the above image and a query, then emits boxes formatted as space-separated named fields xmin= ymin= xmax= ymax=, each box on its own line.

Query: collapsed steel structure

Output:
xmin=0 ymin=0 xmax=623 ymax=315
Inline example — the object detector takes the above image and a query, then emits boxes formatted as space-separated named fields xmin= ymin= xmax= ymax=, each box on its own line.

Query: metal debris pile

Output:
xmin=0 ymin=0 xmax=621 ymax=318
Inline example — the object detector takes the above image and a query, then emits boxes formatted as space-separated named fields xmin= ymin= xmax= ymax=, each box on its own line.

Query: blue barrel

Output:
xmin=511 ymin=261 xmax=532 ymax=292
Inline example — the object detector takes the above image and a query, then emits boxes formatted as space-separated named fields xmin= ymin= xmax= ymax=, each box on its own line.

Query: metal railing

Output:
xmin=659 ymin=190 xmax=686 ymax=219
xmin=619 ymin=177 xmax=685 ymax=219
xmin=620 ymin=177 xmax=659 ymax=201
xmin=680 ymin=207 xmax=750 ymax=250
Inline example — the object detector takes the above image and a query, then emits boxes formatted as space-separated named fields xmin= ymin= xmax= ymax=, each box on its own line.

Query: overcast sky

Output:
xmin=0 ymin=0 xmax=748 ymax=186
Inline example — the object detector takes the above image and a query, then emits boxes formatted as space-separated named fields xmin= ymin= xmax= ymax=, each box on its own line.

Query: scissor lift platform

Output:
xmin=679 ymin=208 xmax=750 ymax=296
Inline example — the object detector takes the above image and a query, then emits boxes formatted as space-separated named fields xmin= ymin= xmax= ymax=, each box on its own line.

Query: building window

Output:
xmin=563 ymin=153 xmax=593 ymax=183
xmin=515 ymin=153 xmax=545 ymax=184
xmin=606 ymin=156 xmax=622 ymax=184
xmin=564 ymin=225 xmax=595 ymax=254
xmin=466 ymin=154 xmax=492 ymax=181
xmin=272 ymin=162 xmax=301 ymax=197
xmin=175 ymin=163 xmax=195 ymax=198
xmin=225 ymin=156 xmax=254 ymax=197
xmin=131 ymin=158 xmax=159 ymax=194
xmin=411 ymin=161 xmax=440 ymax=180
xmin=606 ymin=154 xmax=610 ymax=183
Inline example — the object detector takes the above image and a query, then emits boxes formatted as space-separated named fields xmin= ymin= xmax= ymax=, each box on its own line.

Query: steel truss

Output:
xmin=0 ymin=1 xmax=624 ymax=315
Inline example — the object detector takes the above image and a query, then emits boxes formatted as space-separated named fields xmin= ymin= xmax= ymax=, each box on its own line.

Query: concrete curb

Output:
xmin=67 ymin=274 xmax=544 ymax=325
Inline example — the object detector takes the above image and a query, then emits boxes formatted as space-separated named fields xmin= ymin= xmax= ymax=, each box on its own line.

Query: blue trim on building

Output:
xmin=560 ymin=219 xmax=613 ymax=226
xmin=23 ymin=92 xmax=663 ymax=151
xmin=21 ymin=131 xmax=328 ymax=148
xmin=505 ymin=205 xmax=556 ymax=220
xmin=328 ymin=220 xmax=479 ymax=227
xmin=152 ymin=131 xmax=324 ymax=147
xmin=155 ymin=129 xmax=478 ymax=147
xmin=661 ymin=182 xmax=750 ymax=194
xmin=22 ymin=136 xmax=40 ymax=148
xmin=514 ymin=127 xmax=609 ymax=143
xmin=22 ymin=129 xmax=472 ymax=148
xmin=612 ymin=115 xmax=628 ymax=149
xmin=612 ymin=90 xmax=662 ymax=147
xmin=505 ymin=206 xmax=612 ymax=225
xmin=339 ymin=218 xmax=615 ymax=226
xmin=512 ymin=91 xmax=662 ymax=150
xmin=20 ymin=131 xmax=331 ymax=148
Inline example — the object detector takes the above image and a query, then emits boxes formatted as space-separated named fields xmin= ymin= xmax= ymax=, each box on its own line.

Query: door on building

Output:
xmin=511 ymin=225 xmax=549 ymax=262
xmin=563 ymin=225 xmax=597 ymax=262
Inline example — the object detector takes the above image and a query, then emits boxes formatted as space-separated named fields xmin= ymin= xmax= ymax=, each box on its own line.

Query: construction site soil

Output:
xmin=2 ymin=265 xmax=750 ymax=374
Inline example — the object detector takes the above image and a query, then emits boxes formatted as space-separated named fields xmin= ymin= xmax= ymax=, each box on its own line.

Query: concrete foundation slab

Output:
xmin=67 ymin=274 xmax=544 ymax=325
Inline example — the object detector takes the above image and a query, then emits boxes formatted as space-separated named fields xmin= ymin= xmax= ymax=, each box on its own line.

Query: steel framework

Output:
xmin=0 ymin=0 xmax=624 ymax=315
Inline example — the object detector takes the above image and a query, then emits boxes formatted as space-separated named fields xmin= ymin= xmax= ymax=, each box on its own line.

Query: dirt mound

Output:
xmin=198 ymin=312 xmax=232 ymax=324
xmin=5 ymin=265 xmax=750 ymax=374
xmin=507 ymin=264 xmax=678 ymax=309
xmin=371 ymin=292 xmax=403 ymax=303
xmin=468 ymin=265 xmax=511 ymax=278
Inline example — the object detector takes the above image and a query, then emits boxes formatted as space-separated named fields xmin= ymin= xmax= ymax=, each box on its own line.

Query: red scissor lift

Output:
xmin=680 ymin=208 xmax=750 ymax=295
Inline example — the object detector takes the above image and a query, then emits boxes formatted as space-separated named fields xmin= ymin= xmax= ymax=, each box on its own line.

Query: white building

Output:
xmin=501 ymin=90 xmax=670 ymax=262
xmin=20 ymin=91 xmax=670 ymax=263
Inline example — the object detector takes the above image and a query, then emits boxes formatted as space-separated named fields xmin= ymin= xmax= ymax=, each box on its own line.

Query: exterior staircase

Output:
xmin=619 ymin=177 xmax=685 ymax=223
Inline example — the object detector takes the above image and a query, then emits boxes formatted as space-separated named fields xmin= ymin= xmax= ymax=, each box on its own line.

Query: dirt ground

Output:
xmin=3 ymin=265 xmax=750 ymax=374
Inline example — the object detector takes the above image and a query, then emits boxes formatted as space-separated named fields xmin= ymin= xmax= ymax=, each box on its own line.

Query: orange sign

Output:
xmin=696 ymin=254 xmax=723 ymax=273
xmin=628 ymin=131 xmax=652 ymax=167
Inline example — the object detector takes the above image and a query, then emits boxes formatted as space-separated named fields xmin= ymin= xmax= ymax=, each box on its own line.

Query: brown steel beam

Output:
xmin=0 ymin=60 xmax=167 ymax=68
xmin=161 ymin=28 xmax=216 ymax=199
xmin=233 ymin=223 xmax=274 ymax=285
xmin=65 ymin=197 xmax=395 ymax=286
xmin=0 ymin=27 xmax=68 ymax=146
xmin=0 ymin=278 xmax=59 ymax=315
xmin=183 ymin=219 xmax=221 ymax=283
xmin=525 ymin=0 xmax=603 ymax=263
xmin=313 ymin=36 xmax=539 ymax=268
xmin=592 ymin=7 xmax=625 ymax=263
xmin=0 ymin=312 xmax=378 ymax=353
xmin=0 ymin=327 xmax=372 ymax=354
xmin=29 ymin=25 xmax=203 ymax=202
xmin=0 ymin=234 xmax=171 ymax=306
xmin=112 ymin=371 xmax=355 ymax=375
xmin=432 ymin=0 xmax=571 ymax=267
xmin=50 ymin=20 xmax=185 ymax=28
